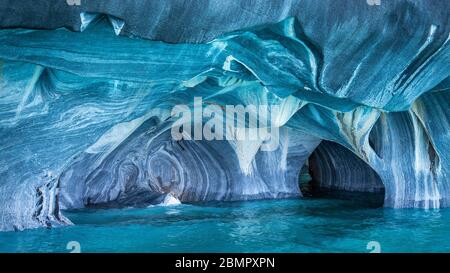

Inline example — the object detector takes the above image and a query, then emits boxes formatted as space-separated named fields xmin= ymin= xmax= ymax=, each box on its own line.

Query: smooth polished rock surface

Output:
xmin=309 ymin=140 xmax=384 ymax=193
xmin=0 ymin=1 xmax=449 ymax=231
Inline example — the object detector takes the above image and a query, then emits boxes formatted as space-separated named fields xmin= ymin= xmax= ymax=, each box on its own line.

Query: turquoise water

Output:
xmin=1 ymin=197 xmax=450 ymax=253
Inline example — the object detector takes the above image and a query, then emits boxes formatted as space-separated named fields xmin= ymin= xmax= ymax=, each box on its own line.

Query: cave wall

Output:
xmin=58 ymin=123 xmax=320 ymax=209
xmin=0 ymin=1 xmax=448 ymax=231
xmin=309 ymin=141 xmax=384 ymax=193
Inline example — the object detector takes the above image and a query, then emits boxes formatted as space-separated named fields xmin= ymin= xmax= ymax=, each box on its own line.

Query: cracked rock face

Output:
xmin=0 ymin=1 xmax=449 ymax=231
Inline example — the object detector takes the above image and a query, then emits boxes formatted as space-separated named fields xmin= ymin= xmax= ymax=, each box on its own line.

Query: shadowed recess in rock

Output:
xmin=308 ymin=140 xmax=384 ymax=193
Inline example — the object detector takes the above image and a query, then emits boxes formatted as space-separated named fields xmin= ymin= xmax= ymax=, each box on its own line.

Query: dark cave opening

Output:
xmin=300 ymin=140 xmax=385 ymax=208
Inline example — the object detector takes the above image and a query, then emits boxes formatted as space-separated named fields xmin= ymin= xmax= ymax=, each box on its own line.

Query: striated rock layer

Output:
xmin=309 ymin=141 xmax=384 ymax=193
xmin=0 ymin=1 xmax=449 ymax=231
xmin=58 ymin=122 xmax=320 ymax=209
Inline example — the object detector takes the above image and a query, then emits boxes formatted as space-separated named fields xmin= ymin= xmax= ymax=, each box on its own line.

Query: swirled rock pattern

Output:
xmin=58 ymin=122 xmax=320 ymax=209
xmin=309 ymin=141 xmax=384 ymax=193
xmin=0 ymin=1 xmax=449 ymax=231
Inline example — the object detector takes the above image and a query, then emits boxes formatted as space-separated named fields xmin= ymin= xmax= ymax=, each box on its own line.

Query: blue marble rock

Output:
xmin=309 ymin=140 xmax=385 ymax=193
xmin=0 ymin=1 xmax=449 ymax=231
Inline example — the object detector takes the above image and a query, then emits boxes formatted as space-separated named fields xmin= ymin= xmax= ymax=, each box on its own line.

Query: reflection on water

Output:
xmin=1 ymin=197 xmax=450 ymax=252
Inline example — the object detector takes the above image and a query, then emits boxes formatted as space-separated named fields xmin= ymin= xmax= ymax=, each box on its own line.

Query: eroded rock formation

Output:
xmin=0 ymin=1 xmax=448 ymax=231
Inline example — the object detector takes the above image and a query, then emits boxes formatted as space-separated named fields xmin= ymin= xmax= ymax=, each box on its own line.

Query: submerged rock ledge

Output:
xmin=0 ymin=1 xmax=449 ymax=231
